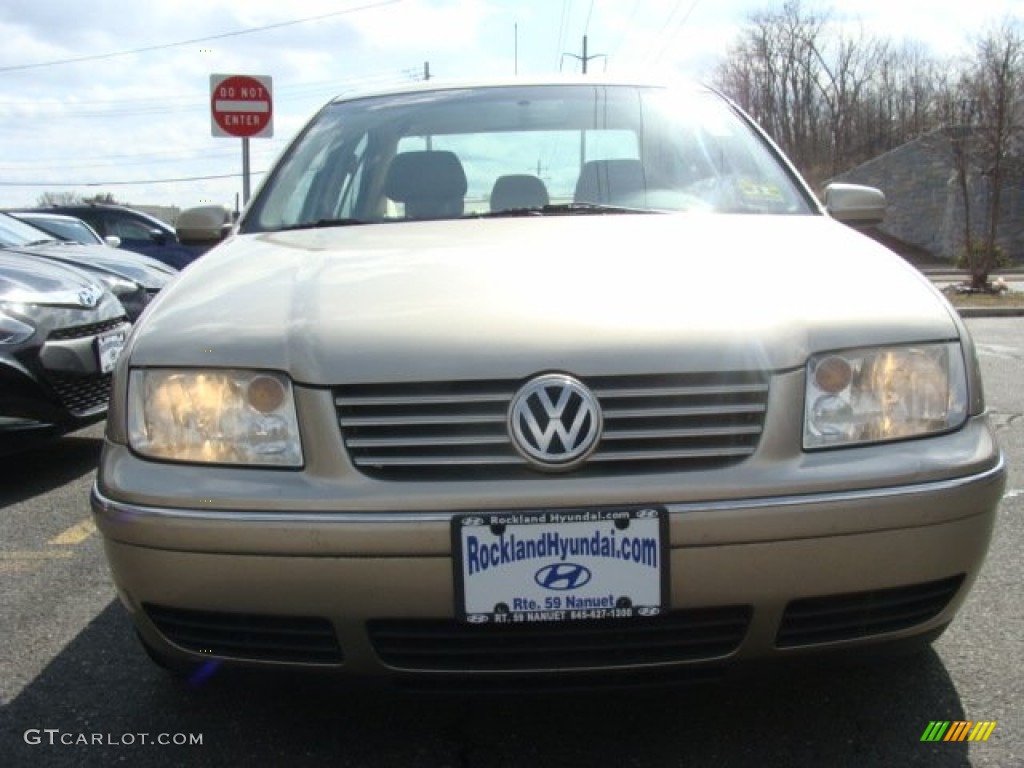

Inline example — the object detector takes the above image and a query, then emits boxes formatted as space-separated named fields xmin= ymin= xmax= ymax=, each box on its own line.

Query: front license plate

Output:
xmin=453 ymin=507 xmax=668 ymax=625
xmin=95 ymin=328 xmax=127 ymax=373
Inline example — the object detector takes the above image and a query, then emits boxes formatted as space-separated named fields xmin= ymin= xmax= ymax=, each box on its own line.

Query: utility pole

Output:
xmin=423 ymin=61 xmax=431 ymax=81
xmin=561 ymin=35 xmax=605 ymax=74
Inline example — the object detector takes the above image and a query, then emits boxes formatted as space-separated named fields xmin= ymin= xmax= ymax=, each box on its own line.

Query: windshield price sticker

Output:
xmin=454 ymin=507 xmax=668 ymax=625
xmin=96 ymin=328 xmax=127 ymax=374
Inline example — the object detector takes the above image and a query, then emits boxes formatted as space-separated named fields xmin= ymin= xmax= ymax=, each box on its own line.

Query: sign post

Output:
xmin=210 ymin=74 xmax=273 ymax=205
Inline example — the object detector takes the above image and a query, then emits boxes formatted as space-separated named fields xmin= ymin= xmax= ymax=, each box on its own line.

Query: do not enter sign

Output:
xmin=210 ymin=74 xmax=273 ymax=138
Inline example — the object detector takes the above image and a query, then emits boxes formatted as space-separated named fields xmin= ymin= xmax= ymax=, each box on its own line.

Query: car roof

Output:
xmin=38 ymin=203 xmax=175 ymax=230
xmin=326 ymin=75 xmax=708 ymax=105
xmin=13 ymin=211 xmax=89 ymax=225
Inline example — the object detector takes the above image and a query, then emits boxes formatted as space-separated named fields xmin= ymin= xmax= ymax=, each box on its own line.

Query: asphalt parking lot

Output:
xmin=0 ymin=317 xmax=1020 ymax=768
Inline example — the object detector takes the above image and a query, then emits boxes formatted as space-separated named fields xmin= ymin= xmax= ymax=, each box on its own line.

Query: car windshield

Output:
xmin=242 ymin=83 xmax=814 ymax=233
xmin=0 ymin=212 xmax=59 ymax=247
xmin=21 ymin=216 xmax=101 ymax=245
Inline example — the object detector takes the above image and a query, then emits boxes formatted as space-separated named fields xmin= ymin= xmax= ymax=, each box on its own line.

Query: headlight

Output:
xmin=127 ymin=369 xmax=303 ymax=466
xmin=804 ymin=343 xmax=968 ymax=450
xmin=0 ymin=309 xmax=34 ymax=344
xmin=99 ymin=274 xmax=139 ymax=296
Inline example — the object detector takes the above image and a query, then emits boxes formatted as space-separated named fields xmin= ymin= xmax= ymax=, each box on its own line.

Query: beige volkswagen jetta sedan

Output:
xmin=92 ymin=78 xmax=1005 ymax=687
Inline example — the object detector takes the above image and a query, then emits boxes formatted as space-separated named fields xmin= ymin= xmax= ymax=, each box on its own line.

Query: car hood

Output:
xmin=0 ymin=250 xmax=114 ymax=308
xmin=130 ymin=214 xmax=960 ymax=383
xmin=14 ymin=242 xmax=176 ymax=289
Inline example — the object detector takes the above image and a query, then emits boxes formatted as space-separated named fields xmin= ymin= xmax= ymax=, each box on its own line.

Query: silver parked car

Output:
xmin=0 ymin=212 xmax=177 ymax=321
xmin=9 ymin=210 xmax=122 ymax=248
xmin=91 ymin=78 xmax=1005 ymax=685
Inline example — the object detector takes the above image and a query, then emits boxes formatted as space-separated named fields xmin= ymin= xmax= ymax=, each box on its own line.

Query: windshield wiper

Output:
xmin=24 ymin=238 xmax=62 ymax=247
xmin=279 ymin=218 xmax=368 ymax=231
xmin=475 ymin=203 xmax=663 ymax=219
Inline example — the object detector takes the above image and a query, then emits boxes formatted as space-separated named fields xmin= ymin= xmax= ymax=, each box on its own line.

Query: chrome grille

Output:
xmin=335 ymin=372 xmax=769 ymax=478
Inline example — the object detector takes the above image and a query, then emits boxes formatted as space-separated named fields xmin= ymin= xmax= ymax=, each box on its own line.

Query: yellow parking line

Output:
xmin=0 ymin=561 xmax=38 ymax=573
xmin=48 ymin=519 xmax=97 ymax=546
xmin=1 ymin=550 xmax=74 ymax=560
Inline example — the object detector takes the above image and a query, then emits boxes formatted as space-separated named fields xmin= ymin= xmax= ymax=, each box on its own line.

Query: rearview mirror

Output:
xmin=823 ymin=183 xmax=886 ymax=227
xmin=176 ymin=205 xmax=233 ymax=245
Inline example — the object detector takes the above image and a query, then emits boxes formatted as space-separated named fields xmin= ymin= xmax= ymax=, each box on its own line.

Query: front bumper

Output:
xmin=0 ymin=318 xmax=129 ymax=449
xmin=92 ymin=450 xmax=1005 ymax=682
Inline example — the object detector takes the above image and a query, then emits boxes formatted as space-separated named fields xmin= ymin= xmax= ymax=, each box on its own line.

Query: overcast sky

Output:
xmin=0 ymin=0 xmax=1020 ymax=213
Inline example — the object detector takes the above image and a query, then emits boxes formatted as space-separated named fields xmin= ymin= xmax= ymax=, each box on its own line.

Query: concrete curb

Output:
xmin=955 ymin=307 xmax=1024 ymax=318
xmin=920 ymin=271 xmax=1023 ymax=318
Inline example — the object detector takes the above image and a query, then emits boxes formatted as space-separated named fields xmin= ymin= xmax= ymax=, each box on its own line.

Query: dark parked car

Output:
xmin=26 ymin=204 xmax=202 ymax=270
xmin=10 ymin=210 xmax=121 ymax=248
xmin=0 ymin=212 xmax=176 ymax=321
xmin=0 ymin=252 xmax=129 ymax=453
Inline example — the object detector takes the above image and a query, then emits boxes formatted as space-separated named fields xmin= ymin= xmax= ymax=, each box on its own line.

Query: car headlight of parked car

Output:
xmin=127 ymin=369 xmax=303 ymax=466
xmin=98 ymin=274 xmax=140 ymax=297
xmin=804 ymin=342 xmax=968 ymax=449
xmin=0 ymin=308 xmax=34 ymax=344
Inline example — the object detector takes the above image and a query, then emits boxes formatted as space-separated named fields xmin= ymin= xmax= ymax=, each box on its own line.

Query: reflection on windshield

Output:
xmin=243 ymin=84 xmax=813 ymax=233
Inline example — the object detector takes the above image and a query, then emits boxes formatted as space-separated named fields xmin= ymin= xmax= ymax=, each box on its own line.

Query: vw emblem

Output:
xmin=534 ymin=562 xmax=592 ymax=591
xmin=509 ymin=374 xmax=602 ymax=469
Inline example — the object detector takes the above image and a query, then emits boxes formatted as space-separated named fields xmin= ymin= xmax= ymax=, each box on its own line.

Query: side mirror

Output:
xmin=176 ymin=205 xmax=233 ymax=246
xmin=104 ymin=235 xmax=122 ymax=248
xmin=823 ymin=183 xmax=886 ymax=227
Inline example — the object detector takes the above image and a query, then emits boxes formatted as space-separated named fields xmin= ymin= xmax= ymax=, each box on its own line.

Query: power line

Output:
xmin=555 ymin=0 xmax=573 ymax=69
xmin=646 ymin=0 xmax=703 ymax=66
xmin=0 ymin=0 xmax=403 ymax=74
xmin=0 ymin=171 xmax=267 ymax=188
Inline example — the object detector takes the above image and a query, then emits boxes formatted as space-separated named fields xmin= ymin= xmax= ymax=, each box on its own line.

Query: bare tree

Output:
xmin=714 ymin=2 xmax=950 ymax=184
xmin=714 ymin=0 xmax=834 ymax=184
xmin=84 ymin=192 xmax=118 ymax=205
xmin=36 ymin=191 xmax=83 ymax=207
xmin=965 ymin=20 xmax=1024 ymax=289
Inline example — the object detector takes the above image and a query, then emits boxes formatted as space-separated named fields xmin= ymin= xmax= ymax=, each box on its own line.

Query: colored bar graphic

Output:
xmin=945 ymin=721 xmax=972 ymax=741
xmin=921 ymin=721 xmax=997 ymax=742
xmin=969 ymin=722 xmax=998 ymax=742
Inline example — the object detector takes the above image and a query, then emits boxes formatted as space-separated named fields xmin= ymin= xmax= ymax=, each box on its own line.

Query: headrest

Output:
xmin=574 ymin=158 xmax=647 ymax=205
xmin=490 ymin=174 xmax=550 ymax=211
xmin=384 ymin=151 xmax=468 ymax=203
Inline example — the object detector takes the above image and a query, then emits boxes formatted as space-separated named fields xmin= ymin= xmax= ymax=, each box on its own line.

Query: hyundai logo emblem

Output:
xmin=77 ymin=286 xmax=102 ymax=308
xmin=509 ymin=374 xmax=602 ymax=470
xmin=466 ymin=613 xmax=489 ymax=624
xmin=534 ymin=562 xmax=592 ymax=591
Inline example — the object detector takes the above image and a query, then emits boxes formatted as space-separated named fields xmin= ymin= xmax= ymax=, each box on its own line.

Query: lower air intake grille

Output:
xmin=776 ymin=575 xmax=965 ymax=648
xmin=368 ymin=606 xmax=752 ymax=671
xmin=46 ymin=372 xmax=112 ymax=416
xmin=144 ymin=604 xmax=343 ymax=664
